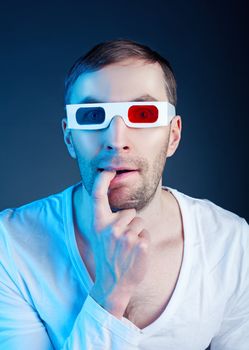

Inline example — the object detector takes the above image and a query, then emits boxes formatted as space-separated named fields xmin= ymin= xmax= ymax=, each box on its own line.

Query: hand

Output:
xmin=89 ymin=171 xmax=151 ymax=318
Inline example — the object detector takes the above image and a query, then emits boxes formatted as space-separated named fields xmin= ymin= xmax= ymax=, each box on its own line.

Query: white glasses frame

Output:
xmin=66 ymin=101 xmax=176 ymax=130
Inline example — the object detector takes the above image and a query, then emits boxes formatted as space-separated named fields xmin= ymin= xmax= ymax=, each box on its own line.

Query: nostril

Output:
xmin=106 ymin=145 xmax=129 ymax=150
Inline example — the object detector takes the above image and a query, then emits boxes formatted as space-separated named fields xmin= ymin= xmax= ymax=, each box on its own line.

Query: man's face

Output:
xmin=63 ymin=58 xmax=180 ymax=212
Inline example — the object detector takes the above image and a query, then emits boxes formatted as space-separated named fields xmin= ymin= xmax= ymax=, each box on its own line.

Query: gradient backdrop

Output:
xmin=0 ymin=0 xmax=248 ymax=222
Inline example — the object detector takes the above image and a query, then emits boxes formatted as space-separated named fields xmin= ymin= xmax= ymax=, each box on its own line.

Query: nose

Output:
xmin=103 ymin=115 xmax=130 ymax=152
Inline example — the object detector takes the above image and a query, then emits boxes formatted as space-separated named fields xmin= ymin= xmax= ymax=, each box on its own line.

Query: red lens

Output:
xmin=128 ymin=105 xmax=158 ymax=123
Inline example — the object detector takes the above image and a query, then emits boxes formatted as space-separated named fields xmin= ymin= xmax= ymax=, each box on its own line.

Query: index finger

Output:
xmin=91 ymin=170 xmax=116 ymax=229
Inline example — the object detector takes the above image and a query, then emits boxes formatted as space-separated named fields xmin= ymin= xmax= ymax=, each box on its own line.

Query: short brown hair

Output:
xmin=65 ymin=39 xmax=177 ymax=106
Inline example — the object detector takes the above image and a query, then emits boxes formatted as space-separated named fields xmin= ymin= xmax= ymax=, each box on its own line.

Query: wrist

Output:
xmin=90 ymin=285 xmax=131 ymax=319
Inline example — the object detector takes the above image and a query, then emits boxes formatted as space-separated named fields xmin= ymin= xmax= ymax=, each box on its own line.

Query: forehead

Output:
xmin=69 ymin=58 xmax=168 ymax=104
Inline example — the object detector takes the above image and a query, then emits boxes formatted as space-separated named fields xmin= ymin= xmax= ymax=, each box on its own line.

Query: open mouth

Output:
xmin=97 ymin=167 xmax=139 ymax=185
xmin=116 ymin=169 xmax=134 ymax=175
xmin=98 ymin=168 xmax=136 ymax=174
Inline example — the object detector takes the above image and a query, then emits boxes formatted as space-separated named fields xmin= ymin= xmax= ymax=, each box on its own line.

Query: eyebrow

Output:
xmin=78 ymin=94 xmax=159 ymax=104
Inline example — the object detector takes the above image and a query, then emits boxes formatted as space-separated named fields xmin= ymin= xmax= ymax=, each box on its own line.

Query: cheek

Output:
xmin=139 ymin=128 xmax=169 ymax=154
xmin=72 ymin=132 xmax=101 ymax=159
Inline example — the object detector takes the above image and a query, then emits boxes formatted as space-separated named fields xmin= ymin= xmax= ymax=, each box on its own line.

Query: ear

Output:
xmin=166 ymin=116 xmax=182 ymax=158
xmin=61 ymin=118 xmax=77 ymax=159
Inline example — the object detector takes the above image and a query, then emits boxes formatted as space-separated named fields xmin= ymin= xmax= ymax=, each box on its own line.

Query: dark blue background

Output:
xmin=0 ymin=0 xmax=248 ymax=221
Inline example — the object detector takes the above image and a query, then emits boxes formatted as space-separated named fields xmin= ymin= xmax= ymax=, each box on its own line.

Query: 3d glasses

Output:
xmin=66 ymin=101 xmax=176 ymax=130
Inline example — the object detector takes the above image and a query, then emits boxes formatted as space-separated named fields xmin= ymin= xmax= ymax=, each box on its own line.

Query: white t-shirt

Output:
xmin=0 ymin=183 xmax=248 ymax=350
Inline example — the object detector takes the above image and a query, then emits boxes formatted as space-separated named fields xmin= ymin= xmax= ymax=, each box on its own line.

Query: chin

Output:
xmin=108 ymin=192 xmax=149 ymax=212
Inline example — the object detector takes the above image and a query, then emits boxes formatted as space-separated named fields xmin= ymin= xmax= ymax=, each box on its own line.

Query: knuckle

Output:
xmin=110 ymin=224 xmax=120 ymax=238
xmin=122 ymin=232 xmax=135 ymax=247
xmin=138 ymin=240 xmax=149 ymax=252
xmin=125 ymin=228 xmax=137 ymax=236
xmin=125 ymin=232 xmax=135 ymax=243
xmin=133 ymin=216 xmax=144 ymax=225
xmin=138 ymin=231 xmax=150 ymax=249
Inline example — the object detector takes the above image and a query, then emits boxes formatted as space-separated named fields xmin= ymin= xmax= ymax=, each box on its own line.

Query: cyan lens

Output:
xmin=76 ymin=107 xmax=105 ymax=125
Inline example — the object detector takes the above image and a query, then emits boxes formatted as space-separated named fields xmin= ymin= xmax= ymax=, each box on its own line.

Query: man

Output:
xmin=0 ymin=39 xmax=248 ymax=350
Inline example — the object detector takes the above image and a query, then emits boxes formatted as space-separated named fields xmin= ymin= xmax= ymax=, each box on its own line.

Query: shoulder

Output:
xmin=1 ymin=189 xmax=62 ymax=229
xmin=0 ymin=185 xmax=75 ymax=251
xmin=190 ymin=192 xmax=247 ymax=240
xmin=186 ymin=192 xmax=249 ymax=257
xmin=166 ymin=187 xmax=249 ymax=271
xmin=178 ymin=188 xmax=248 ymax=249
xmin=0 ymin=185 xmax=76 ymax=307
xmin=170 ymin=188 xmax=249 ymax=307
xmin=168 ymin=187 xmax=248 ymax=238
xmin=172 ymin=188 xmax=249 ymax=293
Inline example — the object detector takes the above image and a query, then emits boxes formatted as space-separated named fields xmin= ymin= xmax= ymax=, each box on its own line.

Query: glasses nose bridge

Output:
xmin=108 ymin=114 xmax=127 ymax=130
xmin=106 ymin=103 xmax=128 ymax=127
xmin=110 ymin=114 xmax=126 ymax=127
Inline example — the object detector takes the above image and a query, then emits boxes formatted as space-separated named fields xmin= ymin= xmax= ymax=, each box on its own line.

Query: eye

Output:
xmin=85 ymin=110 xmax=100 ymax=120
xmin=76 ymin=107 xmax=105 ymax=125
xmin=137 ymin=108 xmax=153 ymax=119
xmin=128 ymin=105 xmax=158 ymax=123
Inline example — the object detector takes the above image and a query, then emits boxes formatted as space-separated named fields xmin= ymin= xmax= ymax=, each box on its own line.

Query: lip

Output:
xmin=97 ymin=164 xmax=140 ymax=186
xmin=110 ymin=170 xmax=139 ymax=185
